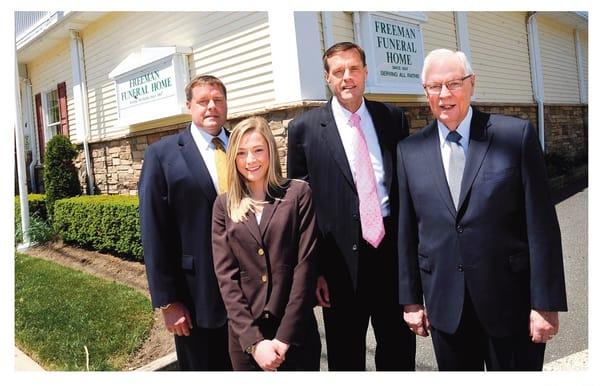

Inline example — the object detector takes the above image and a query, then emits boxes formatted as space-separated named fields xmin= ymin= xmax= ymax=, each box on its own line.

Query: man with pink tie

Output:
xmin=287 ymin=42 xmax=415 ymax=370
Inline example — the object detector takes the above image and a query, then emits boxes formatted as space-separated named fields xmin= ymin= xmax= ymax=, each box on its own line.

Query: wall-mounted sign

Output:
xmin=359 ymin=12 xmax=427 ymax=95
xmin=109 ymin=47 xmax=191 ymax=127
xmin=117 ymin=59 xmax=176 ymax=109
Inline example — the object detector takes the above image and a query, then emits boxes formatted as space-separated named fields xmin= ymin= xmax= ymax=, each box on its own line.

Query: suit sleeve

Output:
xmin=275 ymin=183 xmax=318 ymax=345
xmin=287 ymin=118 xmax=327 ymax=276
xmin=521 ymin=122 xmax=568 ymax=311
xmin=211 ymin=196 xmax=264 ymax=350
xmin=396 ymin=142 xmax=423 ymax=305
xmin=286 ymin=119 xmax=308 ymax=181
xmin=139 ymin=145 xmax=178 ymax=308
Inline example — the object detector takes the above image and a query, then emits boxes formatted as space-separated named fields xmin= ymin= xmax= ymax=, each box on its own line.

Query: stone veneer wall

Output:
xmin=543 ymin=104 xmax=588 ymax=160
xmin=73 ymin=102 xmax=586 ymax=195
xmin=73 ymin=122 xmax=188 ymax=195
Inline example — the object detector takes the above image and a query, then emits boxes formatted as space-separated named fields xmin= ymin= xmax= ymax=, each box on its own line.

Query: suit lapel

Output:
xmin=421 ymin=121 xmax=457 ymax=217
xmin=457 ymin=109 xmax=492 ymax=212
xmin=259 ymin=198 xmax=280 ymax=237
xmin=365 ymin=99 xmax=393 ymax=192
xmin=320 ymin=101 xmax=356 ymax=192
xmin=242 ymin=211 xmax=263 ymax=245
xmin=242 ymin=184 xmax=286 ymax=243
xmin=179 ymin=126 xmax=218 ymax=202
xmin=259 ymin=183 xmax=287 ymax=237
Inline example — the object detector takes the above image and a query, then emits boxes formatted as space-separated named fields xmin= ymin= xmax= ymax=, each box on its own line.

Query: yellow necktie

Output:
xmin=212 ymin=137 xmax=227 ymax=194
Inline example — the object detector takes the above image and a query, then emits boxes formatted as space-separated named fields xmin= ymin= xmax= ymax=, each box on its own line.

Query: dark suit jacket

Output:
xmin=211 ymin=180 xmax=318 ymax=351
xmin=139 ymin=124 xmax=227 ymax=328
xmin=397 ymin=108 xmax=567 ymax=337
xmin=287 ymin=98 xmax=409 ymax=297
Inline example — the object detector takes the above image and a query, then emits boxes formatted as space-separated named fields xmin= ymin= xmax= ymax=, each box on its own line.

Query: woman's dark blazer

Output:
xmin=211 ymin=179 xmax=318 ymax=352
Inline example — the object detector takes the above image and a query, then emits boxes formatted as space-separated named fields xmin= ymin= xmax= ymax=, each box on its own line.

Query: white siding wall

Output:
xmin=191 ymin=12 xmax=274 ymax=113
xmin=79 ymin=12 xmax=273 ymax=142
xmin=28 ymin=39 xmax=76 ymax=142
xmin=422 ymin=12 xmax=457 ymax=54
xmin=468 ymin=12 xmax=533 ymax=103
xmin=538 ymin=16 xmax=581 ymax=104
xmin=331 ymin=12 xmax=354 ymax=43
xmin=318 ymin=11 xmax=354 ymax=51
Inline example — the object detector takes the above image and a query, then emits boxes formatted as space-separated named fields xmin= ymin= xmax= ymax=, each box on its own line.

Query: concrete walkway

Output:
xmin=15 ymin=347 xmax=44 ymax=371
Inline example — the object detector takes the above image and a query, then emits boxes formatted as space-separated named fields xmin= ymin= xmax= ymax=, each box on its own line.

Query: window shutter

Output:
xmin=34 ymin=93 xmax=45 ymax=160
xmin=57 ymin=82 xmax=69 ymax=137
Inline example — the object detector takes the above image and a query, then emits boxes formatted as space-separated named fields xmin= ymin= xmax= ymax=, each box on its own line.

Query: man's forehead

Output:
xmin=193 ymin=84 xmax=224 ymax=94
xmin=425 ymin=60 xmax=464 ymax=79
xmin=328 ymin=49 xmax=362 ymax=62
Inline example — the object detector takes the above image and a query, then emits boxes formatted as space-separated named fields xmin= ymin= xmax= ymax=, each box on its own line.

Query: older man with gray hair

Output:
xmin=396 ymin=48 xmax=567 ymax=370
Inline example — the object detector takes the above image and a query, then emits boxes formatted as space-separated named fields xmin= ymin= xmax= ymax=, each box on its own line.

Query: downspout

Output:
xmin=527 ymin=12 xmax=545 ymax=151
xmin=574 ymin=29 xmax=587 ymax=104
xmin=22 ymin=78 xmax=38 ymax=192
xmin=70 ymin=30 xmax=95 ymax=194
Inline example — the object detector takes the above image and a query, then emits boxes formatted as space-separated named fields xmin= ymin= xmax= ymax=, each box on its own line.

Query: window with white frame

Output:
xmin=44 ymin=88 xmax=60 ymax=139
xmin=34 ymin=82 xmax=68 ymax=161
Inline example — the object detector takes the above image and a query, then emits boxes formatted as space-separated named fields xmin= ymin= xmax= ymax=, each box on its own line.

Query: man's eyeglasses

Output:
xmin=423 ymin=74 xmax=473 ymax=95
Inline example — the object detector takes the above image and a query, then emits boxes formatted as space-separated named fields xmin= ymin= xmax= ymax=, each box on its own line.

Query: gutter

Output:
xmin=527 ymin=12 xmax=545 ymax=151
xmin=16 ymin=11 xmax=70 ymax=52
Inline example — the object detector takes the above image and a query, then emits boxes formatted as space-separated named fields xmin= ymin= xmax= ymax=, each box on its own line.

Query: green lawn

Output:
xmin=15 ymin=253 xmax=153 ymax=370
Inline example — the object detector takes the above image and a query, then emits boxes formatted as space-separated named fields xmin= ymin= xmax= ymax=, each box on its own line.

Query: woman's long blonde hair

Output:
xmin=226 ymin=116 xmax=287 ymax=223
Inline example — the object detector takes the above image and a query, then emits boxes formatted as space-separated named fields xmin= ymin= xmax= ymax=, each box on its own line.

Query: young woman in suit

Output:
xmin=212 ymin=116 xmax=321 ymax=371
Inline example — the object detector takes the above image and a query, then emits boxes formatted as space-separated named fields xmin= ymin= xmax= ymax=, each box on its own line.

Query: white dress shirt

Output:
xmin=190 ymin=122 xmax=229 ymax=192
xmin=437 ymin=106 xmax=473 ymax=182
xmin=331 ymin=97 xmax=390 ymax=217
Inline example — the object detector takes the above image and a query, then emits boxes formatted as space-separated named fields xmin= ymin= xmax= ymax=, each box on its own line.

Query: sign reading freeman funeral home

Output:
xmin=360 ymin=12 xmax=426 ymax=94
xmin=118 ymin=60 xmax=175 ymax=109
xmin=109 ymin=47 xmax=191 ymax=127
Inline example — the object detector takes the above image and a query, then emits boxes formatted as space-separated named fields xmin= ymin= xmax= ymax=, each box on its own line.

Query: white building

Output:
xmin=16 ymin=11 xmax=587 ymax=194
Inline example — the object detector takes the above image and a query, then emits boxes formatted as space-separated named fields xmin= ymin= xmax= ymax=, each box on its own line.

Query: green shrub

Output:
xmin=14 ymin=194 xmax=53 ymax=244
xmin=14 ymin=194 xmax=47 ymax=221
xmin=43 ymin=135 xmax=82 ymax=219
xmin=53 ymin=195 xmax=142 ymax=261
xmin=15 ymin=215 xmax=55 ymax=245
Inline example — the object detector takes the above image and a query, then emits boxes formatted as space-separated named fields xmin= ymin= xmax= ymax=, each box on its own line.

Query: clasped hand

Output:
xmin=252 ymin=339 xmax=289 ymax=371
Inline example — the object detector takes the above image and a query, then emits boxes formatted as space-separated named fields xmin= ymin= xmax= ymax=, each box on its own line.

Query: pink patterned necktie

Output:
xmin=349 ymin=113 xmax=385 ymax=248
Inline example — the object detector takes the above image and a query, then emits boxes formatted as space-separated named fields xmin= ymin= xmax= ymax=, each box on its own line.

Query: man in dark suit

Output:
xmin=139 ymin=75 xmax=232 ymax=370
xmin=287 ymin=42 xmax=415 ymax=371
xmin=397 ymin=48 xmax=567 ymax=370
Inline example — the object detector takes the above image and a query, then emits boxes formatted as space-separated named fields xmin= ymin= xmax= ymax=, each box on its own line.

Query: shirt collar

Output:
xmin=331 ymin=96 xmax=367 ymax=125
xmin=437 ymin=106 xmax=472 ymax=151
xmin=191 ymin=122 xmax=228 ymax=150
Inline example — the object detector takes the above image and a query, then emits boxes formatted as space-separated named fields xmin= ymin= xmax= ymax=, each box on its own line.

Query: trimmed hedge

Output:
xmin=53 ymin=195 xmax=143 ymax=261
